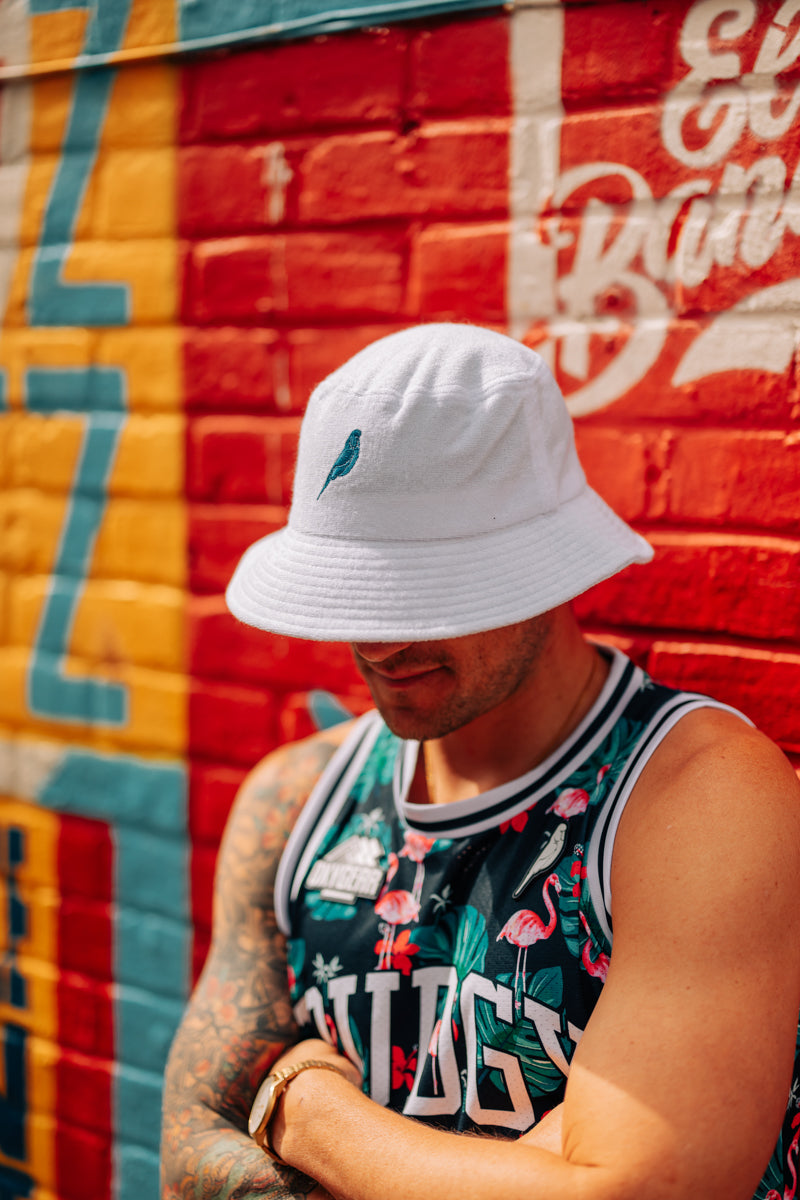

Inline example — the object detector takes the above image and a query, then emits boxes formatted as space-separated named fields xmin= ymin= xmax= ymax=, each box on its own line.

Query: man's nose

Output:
xmin=351 ymin=642 xmax=413 ymax=663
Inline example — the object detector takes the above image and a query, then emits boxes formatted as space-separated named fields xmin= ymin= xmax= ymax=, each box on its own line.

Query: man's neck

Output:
xmin=414 ymin=618 xmax=608 ymax=806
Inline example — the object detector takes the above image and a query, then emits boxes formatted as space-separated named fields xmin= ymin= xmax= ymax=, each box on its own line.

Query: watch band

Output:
xmin=249 ymin=1058 xmax=348 ymax=1164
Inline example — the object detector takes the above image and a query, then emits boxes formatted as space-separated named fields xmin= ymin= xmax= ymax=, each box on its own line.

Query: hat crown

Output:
xmin=290 ymin=325 xmax=585 ymax=542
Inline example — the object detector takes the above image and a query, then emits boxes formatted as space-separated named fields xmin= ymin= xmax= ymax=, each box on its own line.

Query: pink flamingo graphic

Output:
xmin=579 ymin=910 xmax=609 ymax=982
xmin=428 ymin=1018 xmax=443 ymax=1095
xmin=374 ymin=853 xmax=420 ymax=970
xmin=766 ymin=1112 xmax=800 ymax=1200
xmin=547 ymin=787 xmax=589 ymax=818
xmin=427 ymin=1015 xmax=458 ymax=1096
xmin=400 ymin=831 xmax=436 ymax=902
xmin=496 ymin=873 xmax=562 ymax=1007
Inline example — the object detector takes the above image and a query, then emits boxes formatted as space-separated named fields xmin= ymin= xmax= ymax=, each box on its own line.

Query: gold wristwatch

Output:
xmin=248 ymin=1059 xmax=347 ymax=1163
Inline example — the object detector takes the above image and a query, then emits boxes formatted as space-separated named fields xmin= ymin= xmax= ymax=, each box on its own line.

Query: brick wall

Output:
xmin=1 ymin=1 xmax=799 ymax=1197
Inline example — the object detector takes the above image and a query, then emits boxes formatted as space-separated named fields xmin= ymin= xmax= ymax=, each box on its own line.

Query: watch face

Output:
xmin=248 ymin=1077 xmax=276 ymax=1137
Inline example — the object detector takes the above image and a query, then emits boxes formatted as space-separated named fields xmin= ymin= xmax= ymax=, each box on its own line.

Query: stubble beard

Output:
xmin=357 ymin=615 xmax=553 ymax=743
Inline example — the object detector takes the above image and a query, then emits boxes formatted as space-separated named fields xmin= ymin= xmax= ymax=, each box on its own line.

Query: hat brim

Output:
xmin=225 ymin=487 xmax=653 ymax=643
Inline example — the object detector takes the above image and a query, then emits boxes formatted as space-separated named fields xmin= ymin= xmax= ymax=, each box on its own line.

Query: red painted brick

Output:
xmin=287 ymin=326 xmax=406 ymax=409
xmin=179 ymin=142 xmax=302 ymax=236
xmin=552 ymin=316 xmax=797 ymax=426
xmin=189 ymin=761 xmax=247 ymax=843
xmin=562 ymin=1 xmax=682 ymax=105
xmin=184 ymin=328 xmax=282 ymax=413
xmin=57 ymin=1049 xmax=113 ymax=1135
xmin=279 ymin=694 xmax=318 ymax=746
xmin=646 ymin=641 xmax=800 ymax=750
xmin=58 ymin=971 xmax=114 ymax=1058
xmin=59 ymin=898 xmax=113 ymax=979
xmin=189 ymin=502 xmax=286 ymax=593
xmin=180 ymin=28 xmax=407 ymax=142
xmin=192 ymin=843 xmax=217 ymax=933
xmin=298 ymin=122 xmax=509 ymax=223
xmin=409 ymin=224 xmax=507 ymax=321
xmin=667 ymin=431 xmax=800 ymax=530
xmin=58 ymin=814 xmax=113 ymax=902
xmin=193 ymin=931 xmax=211 ymax=985
xmin=189 ymin=593 xmax=367 ymax=690
xmin=185 ymin=231 xmax=406 ymax=324
xmin=279 ymin=690 xmax=371 ymax=745
xmin=189 ymin=678 xmax=277 ymax=767
xmin=186 ymin=416 xmax=301 ymax=504
xmin=574 ymin=425 xmax=660 ymax=523
xmin=57 ymin=1121 xmax=111 ymax=1200
xmin=575 ymin=534 xmax=800 ymax=642
xmin=409 ymin=13 xmax=511 ymax=117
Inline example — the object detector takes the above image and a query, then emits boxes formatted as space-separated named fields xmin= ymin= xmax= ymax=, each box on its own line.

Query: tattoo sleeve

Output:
xmin=161 ymin=729 xmax=348 ymax=1199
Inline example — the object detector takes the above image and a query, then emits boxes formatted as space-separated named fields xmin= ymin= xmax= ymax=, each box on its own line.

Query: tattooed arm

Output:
xmin=160 ymin=724 xmax=354 ymax=1200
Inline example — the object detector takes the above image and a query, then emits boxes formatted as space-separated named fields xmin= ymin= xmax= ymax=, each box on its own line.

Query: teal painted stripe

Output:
xmin=26 ymin=366 xmax=126 ymax=414
xmin=29 ymin=69 xmax=129 ymax=326
xmin=26 ymin=400 xmax=129 ymax=726
xmin=38 ymin=748 xmax=187 ymax=834
xmin=30 ymin=0 xmax=132 ymax=55
xmin=178 ymin=0 xmax=499 ymax=49
xmin=35 ymin=747 xmax=191 ymax=1194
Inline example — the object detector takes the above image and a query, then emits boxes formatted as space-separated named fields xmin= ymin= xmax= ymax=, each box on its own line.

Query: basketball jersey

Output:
xmin=275 ymin=647 xmax=799 ymax=1197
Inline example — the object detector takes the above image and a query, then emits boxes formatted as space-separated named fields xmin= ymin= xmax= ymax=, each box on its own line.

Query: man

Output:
xmin=161 ymin=324 xmax=800 ymax=1200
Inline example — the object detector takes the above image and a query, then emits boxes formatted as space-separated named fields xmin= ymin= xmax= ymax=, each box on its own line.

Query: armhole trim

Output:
xmin=274 ymin=711 xmax=382 ymax=935
xmin=585 ymin=697 xmax=752 ymax=945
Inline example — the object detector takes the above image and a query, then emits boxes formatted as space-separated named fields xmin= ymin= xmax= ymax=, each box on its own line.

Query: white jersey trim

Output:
xmin=585 ymin=694 xmax=752 ymax=944
xmin=394 ymin=646 xmax=643 ymax=839
xmin=275 ymin=711 xmax=382 ymax=936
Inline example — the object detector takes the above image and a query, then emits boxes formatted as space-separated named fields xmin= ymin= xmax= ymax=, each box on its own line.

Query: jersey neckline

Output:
xmin=392 ymin=645 xmax=644 ymax=838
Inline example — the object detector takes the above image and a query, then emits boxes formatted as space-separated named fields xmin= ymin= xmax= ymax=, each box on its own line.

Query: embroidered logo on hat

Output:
xmin=317 ymin=428 xmax=362 ymax=500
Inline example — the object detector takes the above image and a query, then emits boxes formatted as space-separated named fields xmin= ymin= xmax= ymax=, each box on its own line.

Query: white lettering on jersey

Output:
xmin=523 ymin=997 xmax=571 ymax=1075
xmin=461 ymin=973 xmax=535 ymax=1131
xmin=303 ymin=986 xmax=330 ymax=1042
xmin=328 ymin=974 xmax=362 ymax=1071
xmin=365 ymin=971 xmax=401 ymax=1105
xmin=404 ymin=966 xmax=461 ymax=1117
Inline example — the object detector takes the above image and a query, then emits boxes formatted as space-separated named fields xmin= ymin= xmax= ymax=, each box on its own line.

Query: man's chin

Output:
xmin=372 ymin=700 xmax=471 ymax=743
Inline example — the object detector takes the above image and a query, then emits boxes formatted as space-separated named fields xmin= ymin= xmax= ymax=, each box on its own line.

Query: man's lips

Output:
xmin=368 ymin=665 xmax=445 ymax=688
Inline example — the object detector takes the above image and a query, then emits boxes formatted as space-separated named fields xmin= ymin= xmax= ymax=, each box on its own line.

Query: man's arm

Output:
xmin=267 ymin=711 xmax=800 ymax=1200
xmin=160 ymin=724 xmax=353 ymax=1200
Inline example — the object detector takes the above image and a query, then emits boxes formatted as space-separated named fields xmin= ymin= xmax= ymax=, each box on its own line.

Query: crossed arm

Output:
xmin=162 ymin=711 xmax=800 ymax=1200
xmin=160 ymin=727 xmax=351 ymax=1200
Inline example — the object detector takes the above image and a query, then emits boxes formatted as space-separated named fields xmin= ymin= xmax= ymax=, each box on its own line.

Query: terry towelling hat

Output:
xmin=226 ymin=324 xmax=653 ymax=642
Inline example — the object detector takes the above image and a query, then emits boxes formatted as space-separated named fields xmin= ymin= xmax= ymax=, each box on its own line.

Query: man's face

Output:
xmin=351 ymin=615 xmax=552 ymax=742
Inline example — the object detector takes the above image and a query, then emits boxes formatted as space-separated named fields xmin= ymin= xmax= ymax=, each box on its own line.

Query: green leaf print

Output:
xmin=350 ymin=726 xmax=400 ymax=805
xmin=554 ymin=855 xmax=584 ymax=959
xmin=475 ymin=967 xmax=566 ymax=1097
xmin=287 ymin=938 xmax=305 ymax=1004
xmin=306 ymin=892 xmax=358 ymax=922
xmin=410 ymin=904 xmax=489 ymax=980
xmin=560 ymin=717 xmax=643 ymax=803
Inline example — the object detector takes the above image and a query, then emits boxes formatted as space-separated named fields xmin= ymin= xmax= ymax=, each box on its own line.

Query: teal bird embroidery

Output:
xmin=317 ymin=429 xmax=361 ymax=499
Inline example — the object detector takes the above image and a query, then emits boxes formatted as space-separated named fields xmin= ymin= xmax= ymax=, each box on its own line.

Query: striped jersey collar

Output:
xmin=392 ymin=646 xmax=643 ymax=838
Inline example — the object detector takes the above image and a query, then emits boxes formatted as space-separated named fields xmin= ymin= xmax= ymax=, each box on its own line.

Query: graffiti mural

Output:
xmin=1 ymin=0 xmax=798 ymax=1197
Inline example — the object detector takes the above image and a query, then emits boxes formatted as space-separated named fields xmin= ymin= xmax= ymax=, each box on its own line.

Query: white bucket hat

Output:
xmin=226 ymin=324 xmax=653 ymax=642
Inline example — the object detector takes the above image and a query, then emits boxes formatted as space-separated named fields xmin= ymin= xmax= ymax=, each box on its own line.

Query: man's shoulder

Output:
xmin=239 ymin=718 xmax=362 ymax=809
xmin=620 ymin=703 xmax=800 ymax=874
xmin=649 ymin=703 xmax=796 ymax=793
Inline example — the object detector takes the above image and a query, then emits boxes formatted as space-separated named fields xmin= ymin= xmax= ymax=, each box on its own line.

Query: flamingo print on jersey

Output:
xmin=579 ymin=910 xmax=609 ymax=982
xmin=374 ymin=853 xmax=420 ymax=970
xmin=497 ymin=873 xmax=562 ymax=1009
xmin=399 ymin=830 xmax=436 ymax=902
xmin=766 ymin=1113 xmax=800 ymax=1200
xmin=547 ymin=787 xmax=589 ymax=818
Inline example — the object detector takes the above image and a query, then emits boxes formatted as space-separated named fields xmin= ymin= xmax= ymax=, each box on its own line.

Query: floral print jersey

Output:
xmin=274 ymin=648 xmax=798 ymax=1197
